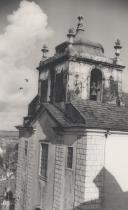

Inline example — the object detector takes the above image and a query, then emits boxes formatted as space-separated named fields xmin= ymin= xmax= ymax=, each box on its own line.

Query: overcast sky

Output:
xmin=0 ymin=0 xmax=128 ymax=130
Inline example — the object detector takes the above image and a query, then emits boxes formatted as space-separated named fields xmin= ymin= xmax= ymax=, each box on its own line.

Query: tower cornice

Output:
xmin=37 ymin=52 xmax=125 ymax=72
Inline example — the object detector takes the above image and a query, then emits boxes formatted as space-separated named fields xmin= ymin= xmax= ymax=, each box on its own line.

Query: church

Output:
xmin=15 ymin=16 xmax=128 ymax=210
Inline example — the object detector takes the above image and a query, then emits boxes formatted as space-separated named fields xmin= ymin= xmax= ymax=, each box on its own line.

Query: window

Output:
xmin=25 ymin=141 xmax=28 ymax=156
xmin=40 ymin=143 xmax=48 ymax=178
xmin=90 ymin=69 xmax=102 ymax=102
xmin=67 ymin=147 xmax=73 ymax=169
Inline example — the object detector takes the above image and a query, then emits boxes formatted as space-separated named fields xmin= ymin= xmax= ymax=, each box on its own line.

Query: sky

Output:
xmin=0 ymin=0 xmax=128 ymax=130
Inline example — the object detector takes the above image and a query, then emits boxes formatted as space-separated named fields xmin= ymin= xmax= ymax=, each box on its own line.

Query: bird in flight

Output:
xmin=25 ymin=78 xmax=29 ymax=82
xmin=19 ymin=87 xmax=23 ymax=90
xmin=18 ymin=78 xmax=29 ymax=91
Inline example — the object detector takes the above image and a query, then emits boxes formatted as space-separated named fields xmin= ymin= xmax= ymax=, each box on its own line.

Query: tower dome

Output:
xmin=55 ymin=16 xmax=104 ymax=57
xmin=73 ymin=16 xmax=104 ymax=56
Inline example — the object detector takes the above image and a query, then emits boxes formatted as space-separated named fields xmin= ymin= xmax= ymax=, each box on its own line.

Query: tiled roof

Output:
xmin=71 ymin=99 xmax=128 ymax=131
xmin=55 ymin=40 xmax=104 ymax=57
xmin=42 ymin=100 xmax=128 ymax=131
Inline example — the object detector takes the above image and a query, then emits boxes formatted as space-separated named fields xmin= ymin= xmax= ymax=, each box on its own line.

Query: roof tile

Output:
xmin=42 ymin=100 xmax=128 ymax=131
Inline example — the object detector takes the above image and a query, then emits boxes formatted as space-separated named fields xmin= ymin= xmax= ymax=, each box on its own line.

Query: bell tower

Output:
xmin=37 ymin=17 xmax=125 ymax=106
xmin=16 ymin=16 xmax=128 ymax=210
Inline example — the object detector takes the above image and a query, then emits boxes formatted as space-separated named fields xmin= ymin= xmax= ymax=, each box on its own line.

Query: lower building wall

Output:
xmin=16 ymin=124 xmax=128 ymax=210
xmin=27 ymin=118 xmax=56 ymax=210
xmin=104 ymin=133 xmax=128 ymax=210
xmin=58 ymin=132 xmax=106 ymax=210
xmin=74 ymin=132 xmax=128 ymax=210
xmin=50 ymin=131 xmax=106 ymax=210
xmin=15 ymin=130 xmax=36 ymax=210
xmin=15 ymin=111 xmax=57 ymax=210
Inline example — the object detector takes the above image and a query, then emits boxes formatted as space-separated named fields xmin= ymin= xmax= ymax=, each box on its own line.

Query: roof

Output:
xmin=55 ymin=27 xmax=104 ymax=57
xmin=41 ymin=100 xmax=128 ymax=132
xmin=38 ymin=17 xmax=125 ymax=71
xmin=71 ymin=99 xmax=128 ymax=131
xmin=73 ymin=33 xmax=104 ymax=56
xmin=55 ymin=40 xmax=104 ymax=57
xmin=42 ymin=103 xmax=72 ymax=127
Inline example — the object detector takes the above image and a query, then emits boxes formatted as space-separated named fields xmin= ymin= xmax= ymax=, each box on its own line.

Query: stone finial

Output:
xmin=42 ymin=44 xmax=49 ymax=59
xmin=114 ymin=39 xmax=122 ymax=58
xmin=76 ymin=15 xmax=85 ymax=33
xmin=67 ymin=28 xmax=75 ymax=44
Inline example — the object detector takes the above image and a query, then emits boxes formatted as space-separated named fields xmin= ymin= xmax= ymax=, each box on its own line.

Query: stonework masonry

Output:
xmin=15 ymin=137 xmax=27 ymax=210
xmin=74 ymin=132 xmax=106 ymax=210
xmin=84 ymin=133 xmax=105 ymax=209
xmin=26 ymin=135 xmax=35 ymax=210
xmin=74 ymin=136 xmax=87 ymax=207
xmin=53 ymin=144 xmax=65 ymax=210
xmin=15 ymin=127 xmax=41 ymax=210
xmin=68 ymin=61 xmax=123 ymax=103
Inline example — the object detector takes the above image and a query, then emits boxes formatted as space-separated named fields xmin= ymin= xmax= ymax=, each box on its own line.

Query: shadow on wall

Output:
xmin=74 ymin=167 xmax=128 ymax=210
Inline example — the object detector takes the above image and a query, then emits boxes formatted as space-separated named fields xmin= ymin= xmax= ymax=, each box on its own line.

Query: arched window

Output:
xmin=90 ymin=69 xmax=102 ymax=102
xmin=54 ymin=69 xmax=67 ymax=102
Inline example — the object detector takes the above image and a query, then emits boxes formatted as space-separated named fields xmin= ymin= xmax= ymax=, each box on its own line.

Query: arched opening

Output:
xmin=90 ymin=69 xmax=102 ymax=102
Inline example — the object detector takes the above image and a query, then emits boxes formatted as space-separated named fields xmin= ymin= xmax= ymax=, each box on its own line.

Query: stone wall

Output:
xmin=68 ymin=61 xmax=123 ymax=104
xmin=74 ymin=132 xmax=106 ymax=210
xmin=68 ymin=62 xmax=91 ymax=101
xmin=16 ymin=113 xmax=128 ymax=210
xmin=83 ymin=132 xmax=105 ymax=209
xmin=74 ymin=136 xmax=87 ymax=207
xmin=25 ymin=135 xmax=35 ymax=210
xmin=53 ymin=144 xmax=65 ymax=210
xmin=15 ymin=111 xmax=57 ymax=210
xmin=51 ymin=131 xmax=106 ymax=210
xmin=39 ymin=58 xmax=123 ymax=104
xmin=15 ymin=137 xmax=27 ymax=210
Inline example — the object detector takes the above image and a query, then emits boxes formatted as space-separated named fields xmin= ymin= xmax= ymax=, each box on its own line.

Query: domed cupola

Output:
xmin=73 ymin=16 xmax=104 ymax=56
xmin=55 ymin=16 xmax=104 ymax=57
xmin=37 ymin=16 xmax=125 ymax=106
